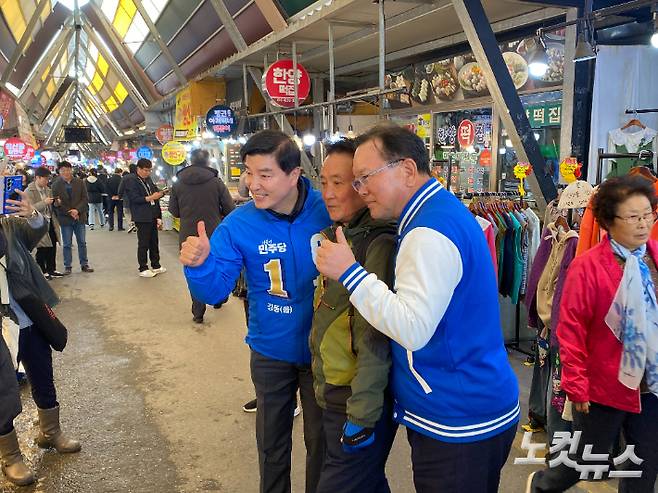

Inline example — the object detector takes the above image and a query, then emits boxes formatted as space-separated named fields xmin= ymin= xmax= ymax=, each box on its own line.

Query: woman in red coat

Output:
xmin=528 ymin=175 xmax=658 ymax=493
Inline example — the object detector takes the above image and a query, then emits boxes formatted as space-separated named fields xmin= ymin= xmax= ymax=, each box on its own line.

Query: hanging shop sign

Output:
xmin=3 ymin=138 xmax=27 ymax=159
xmin=415 ymin=114 xmax=432 ymax=140
xmin=137 ymin=146 xmax=153 ymax=160
xmin=156 ymin=124 xmax=174 ymax=144
xmin=262 ymin=59 xmax=311 ymax=108
xmin=162 ymin=141 xmax=186 ymax=165
xmin=525 ymin=102 xmax=562 ymax=128
xmin=175 ymin=86 xmax=196 ymax=140
xmin=457 ymin=120 xmax=476 ymax=148
xmin=205 ymin=105 xmax=237 ymax=137
xmin=24 ymin=145 xmax=35 ymax=161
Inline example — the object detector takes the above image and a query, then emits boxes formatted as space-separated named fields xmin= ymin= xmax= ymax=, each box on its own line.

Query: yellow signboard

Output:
xmin=162 ymin=141 xmax=186 ymax=165
xmin=174 ymin=87 xmax=195 ymax=140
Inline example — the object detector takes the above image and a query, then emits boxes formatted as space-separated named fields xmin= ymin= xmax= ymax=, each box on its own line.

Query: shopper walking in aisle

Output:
xmin=316 ymin=124 xmax=519 ymax=493
xmin=123 ymin=158 xmax=166 ymax=278
xmin=311 ymin=139 xmax=397 ymax=493
xmin=106 ymin=168 xmax=124 ymax=231
xmin=169 ymin=148 xmax=235 ymax=323
xmin=85 ymin=169 xmax=105 ymax=230
xmin=51 ymin=161 xmax=94 ymax=274
xmin=96 ymin=165 xmax=110 ymax=219
xmin=119 ymin=165 xmax=136 ymax=233
xmin=0 ymin=191 xmax=81 ymax=487
xmin=25 ymin=166 xmax=64 ymax=280
xmin=527 ymin=175 xmax=658 ymax=493
xmin=180 ymin=130 xmax=331 ymax=493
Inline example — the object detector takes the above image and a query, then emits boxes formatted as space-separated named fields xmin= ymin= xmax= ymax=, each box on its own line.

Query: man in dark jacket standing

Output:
xmin=169 ymin=149 xmax=235 ymax=322
xmin=106 ymin=168 xmax=124 ymax=231
xmin=51 ymin=161 xmax=93 ymax=274
xmin=123 ymin=158 xmax=166 ymax=278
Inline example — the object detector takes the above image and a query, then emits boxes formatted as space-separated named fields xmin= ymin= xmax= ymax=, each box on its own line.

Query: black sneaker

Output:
xmin=64 ymin=267 xmax=72 ymax=275
xmin=44 ymin=273 xmax=53 ymax=280
xmin=50 ymin=271 xmax=65 ymax=277
xmin=81 ymin=265 xmax=94 ymax=273
xmin=193 ymin=316 xmax=203 ymax=324
xmin=242 ymin=399 xmax=257 ymax=413
xmin=213 ymin=296 xmax=229 ymax=309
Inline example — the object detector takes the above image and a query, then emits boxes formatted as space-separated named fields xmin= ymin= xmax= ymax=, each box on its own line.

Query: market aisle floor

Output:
xmin=1 ymin=226 xmax=626 ymax=492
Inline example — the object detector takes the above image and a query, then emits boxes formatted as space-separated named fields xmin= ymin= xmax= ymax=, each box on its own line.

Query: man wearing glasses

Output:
xmin=316 ymin=124 xmax=520 ymax=492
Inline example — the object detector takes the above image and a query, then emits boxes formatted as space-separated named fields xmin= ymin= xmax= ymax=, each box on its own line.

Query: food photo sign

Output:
xmin=385 ymin=32 xmax=565 ymax=108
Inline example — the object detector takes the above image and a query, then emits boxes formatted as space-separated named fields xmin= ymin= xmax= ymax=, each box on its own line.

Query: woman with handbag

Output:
xmin=0 ymin=189 xmax=80 ymax=487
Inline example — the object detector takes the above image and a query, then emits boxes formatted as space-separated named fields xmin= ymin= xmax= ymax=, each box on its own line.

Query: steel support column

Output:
xmin=559 ymin=8 xmax=578 ymax=163
xmin=452 ymin=0 xmax=557 ymax=211
xmin=328 ymin=23 xmax=335 ymax=134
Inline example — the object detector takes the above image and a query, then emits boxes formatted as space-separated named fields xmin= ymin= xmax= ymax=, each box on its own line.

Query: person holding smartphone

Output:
xmin=123 ymin=158 xmax=167 ymax=278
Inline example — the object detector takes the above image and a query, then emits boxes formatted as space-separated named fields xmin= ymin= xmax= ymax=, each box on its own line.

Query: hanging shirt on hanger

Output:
xmin=605 ymin=126 xmax=658 ymax=178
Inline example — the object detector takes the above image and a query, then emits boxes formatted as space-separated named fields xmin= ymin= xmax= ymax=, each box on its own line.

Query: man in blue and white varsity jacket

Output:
xmin=316 ymin=124 xmax=520 ymax=492
xmin=179 ymin=130 xmax=331 ymax=493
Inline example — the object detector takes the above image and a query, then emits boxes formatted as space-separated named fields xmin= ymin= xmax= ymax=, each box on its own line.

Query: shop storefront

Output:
xmin=384 ymin=32 xmax=566 ymax=202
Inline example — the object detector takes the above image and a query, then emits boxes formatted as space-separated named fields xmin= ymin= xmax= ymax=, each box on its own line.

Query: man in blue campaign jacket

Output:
xmin=316 ymin=124 xmax=519 ymax=493
xmin=180 ymin=130 xmax=330 ymax=493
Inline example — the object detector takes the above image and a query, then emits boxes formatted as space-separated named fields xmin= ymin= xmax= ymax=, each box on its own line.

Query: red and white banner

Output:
xmin=3 ymin=138 xmax=27 ymax=159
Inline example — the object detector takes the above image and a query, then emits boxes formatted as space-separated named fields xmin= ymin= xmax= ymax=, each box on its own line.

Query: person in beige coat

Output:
xmin=25 ymin=167 xmax=64 ymax=280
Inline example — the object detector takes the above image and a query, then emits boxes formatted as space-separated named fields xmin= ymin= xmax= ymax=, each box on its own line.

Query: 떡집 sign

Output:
xmin=162 ymin=141 xmax=186 ymax=165
xmin=137 ymin=146 xmax=153 ymax=160
xmin=262 ymin=59 xmax=311 ymax=108
xmin=525 ymin=102 xmax=562 ymax=128
xmin=206 ymin=105 xmax=237 ymax=138
xmin=3 ymin=138 xmax=27 ymax=159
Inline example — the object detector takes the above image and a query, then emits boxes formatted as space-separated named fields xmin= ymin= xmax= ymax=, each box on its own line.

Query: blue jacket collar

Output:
xmin=398 ymin=178 xmax=442 ymax=235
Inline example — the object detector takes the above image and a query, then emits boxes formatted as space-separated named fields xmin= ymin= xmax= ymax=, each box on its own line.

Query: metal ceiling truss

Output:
xmin=74 ymin=101 xmax=111 ymax=145
xmin=208 ymin=0 xmax=248 ymax=50
xmin=18 ymin=22 xmax=75 ymax=102
xmin=334 ymin=6 xmax=565 ymax=75
xmin=254 ymin=0 xmax=288 ymax=32
xmin=46 ymin=85 xmax=75 ymax=145
xmin=131 ymin=0 xmax=187 ymax=85
xmin=38 ymin=56 xmax=75 ymax=123
xmin=34 ymin=45 xmax=75 ymax=121
xmin=82 ymin=25 xmax=148 ymax=112
xmin=78 ymin=85 xmax=122 ymax=136
xmin=1 ymin=0 xmax=52 ymax=84
xmin=78 ymin=41 xmax=137 ymax=125
xmin=85 ymin=2 xmax=159 ymax=105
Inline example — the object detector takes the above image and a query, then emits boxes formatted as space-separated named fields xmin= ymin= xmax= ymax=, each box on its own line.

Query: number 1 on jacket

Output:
xmin=264 ymin=259 xmax=288 ymax=298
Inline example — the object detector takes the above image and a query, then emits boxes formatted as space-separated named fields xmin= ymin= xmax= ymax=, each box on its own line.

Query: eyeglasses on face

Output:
xmin=352 ymin=158 xmax=403 ymax=193
xmin=615 ymin=211 xmax=658 ymax=225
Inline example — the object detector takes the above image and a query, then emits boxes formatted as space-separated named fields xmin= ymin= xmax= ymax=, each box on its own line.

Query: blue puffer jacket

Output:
xmin=185 ymin=177 xmax=331 ymax=364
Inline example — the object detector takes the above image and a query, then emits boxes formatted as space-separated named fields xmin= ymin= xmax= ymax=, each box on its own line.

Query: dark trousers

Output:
xmin=250 ymin=350 xmax=325 ymax=493
xmin=108 ymin=199 xmax=124 ymax=229
xmin=192 ymin=296 xmax=206 ymax=319
xmin=531 ymin=395 xmax=658 ymax=493
xmin=136 ymin=221 xmax=160 ymax=271
xmin=407 ymin=423 xmax=516 ymax=493
xmin=35 ymin=220 xmax=58 ymax=274
xmin=316 ymin=402 xmax=397 ymax=493
xmin=17 ymin=325 xmax=58 ymax=410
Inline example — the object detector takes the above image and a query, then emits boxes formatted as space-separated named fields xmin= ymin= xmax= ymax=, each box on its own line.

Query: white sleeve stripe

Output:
xmin=342 ymin=264 xmax=365 ymax=286
xmin=345 ymin=270 xmax=368 ymax=292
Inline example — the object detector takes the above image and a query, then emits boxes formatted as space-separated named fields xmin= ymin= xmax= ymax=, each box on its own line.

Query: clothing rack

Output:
xmin=466 ymin=191 xmax=533 ymax=357
xmin=596 ymin=148 xmax=654 ymax=184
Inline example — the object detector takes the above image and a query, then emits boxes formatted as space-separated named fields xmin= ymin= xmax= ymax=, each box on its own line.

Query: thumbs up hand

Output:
xmin=315 ymin=226 xmax=357 ymax=281
xmin=180 ymin=221 xmax=211 ymax=267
